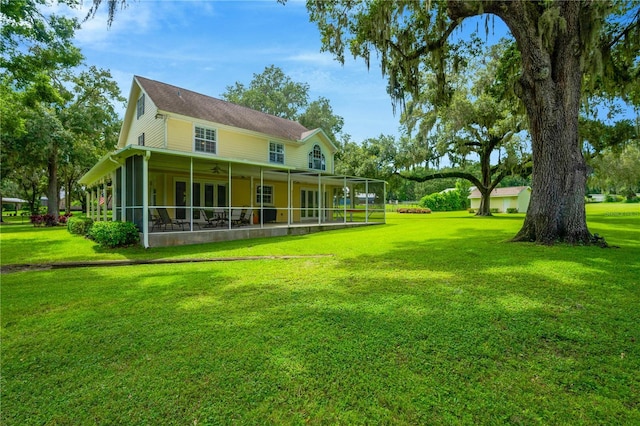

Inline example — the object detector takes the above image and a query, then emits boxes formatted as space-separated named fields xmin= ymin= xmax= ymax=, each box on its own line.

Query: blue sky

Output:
xmin=57 ymin=0 xmax=406 ymax=142
xmin=55 ymin=1 xmax=636 ymax=142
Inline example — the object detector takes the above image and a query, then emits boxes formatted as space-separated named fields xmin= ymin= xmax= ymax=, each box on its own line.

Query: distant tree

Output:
xmin=298 ymin=97 xmax=344 ymax=143
xmin=222 ymin=65 xmax=345 ymax=143
xmin=2 ymin=0 xmax=84 ymax=221
xmin=590 ymin=144 xmax=640 ymax=199
xmin=222 ymin=65 xmax=309 ymax=120
xmin=399 ymin=42 xmax=530 ymax=216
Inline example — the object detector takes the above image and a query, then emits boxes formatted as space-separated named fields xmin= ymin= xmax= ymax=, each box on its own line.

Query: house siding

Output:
xmin=123 ymin=88 xmax=165 ymax=149
xmin=288 ymin=136 xmax=334 ymax=172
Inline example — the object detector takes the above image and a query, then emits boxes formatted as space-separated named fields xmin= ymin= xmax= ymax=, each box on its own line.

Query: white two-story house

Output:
xmin=80 ymin=76 xmax=385 ymax=247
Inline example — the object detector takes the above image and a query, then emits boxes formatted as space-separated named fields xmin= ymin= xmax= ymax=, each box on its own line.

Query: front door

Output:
xmin=175 ymin=181 xmax=187 ymax=219
xmin=300 ymin=189 xmax=318 ymax=219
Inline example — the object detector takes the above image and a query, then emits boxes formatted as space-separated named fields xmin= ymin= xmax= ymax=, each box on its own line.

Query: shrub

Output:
xmin=67 ymin=217 xmax=94 ymax=236
xmin=30 ymin=214 xmax=58 ymax=227
xmin=87 ymin=221 xmax=140 ymax=248
xmin=419 ymin=189 xmax=468 ymax=212
xmin=490 ymin=208 xmax=499 ymax=213
xmin=58 ymin=213 xmax=72 ymax=224
xmin=468 ymin=209 xmax=475 ymax=214
xmin=605 ymin=194 xmax=624 ymax=203
xmin=506 ymin=207 xmax=518 ymax=213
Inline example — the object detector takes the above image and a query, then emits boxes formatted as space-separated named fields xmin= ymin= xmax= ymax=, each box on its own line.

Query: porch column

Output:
xmin=103 ymin=184 xmax=108 ymax=222
xmin=250 ymin=175 xmax=255 ymax=225
xmin=96 ymin=185 xmax=101 ymax=221
xmin=287 ymin=170 xmax=291 ymax=226
xmin=317 ymin=172 xmax=321 ymax=225
xmin=189 ymin=157 xmax=193 ymax=232
xmin=85 ymin=191 xmax=90 ymax=218
xmin=260 ymin=168 xmax=264 ymax=227
xmin=142 ymin=151 xmax=150 ymax=248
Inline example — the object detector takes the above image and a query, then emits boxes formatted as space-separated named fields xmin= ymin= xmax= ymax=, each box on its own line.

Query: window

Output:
xmin=137 ymin=133 xmax=145 ymax=146
xmin=136 ymin=94 xmax=145 ymax=119
xmin=256 ymin=185 xmax=273 ymax=205
xmin=269 ymin=142 xmax=284 ymax=164
xmin=308 ymin=144 xmax=326 ymax=170
xmin=194 ymin=126 xmax=217 ymax=154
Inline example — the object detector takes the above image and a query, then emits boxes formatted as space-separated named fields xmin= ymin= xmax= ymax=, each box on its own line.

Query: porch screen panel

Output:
xmin=192 ymin=182 xmax=201 ymax=219
xmin=125 ymin=155 xmax=144 ymax=230
xmin=205 ymin=184 xmax=214 ymax=207
xmin=217 ymin=184 xmax=226 ymax=207
xmin=176 ymin=181 xmax=186 ymax=220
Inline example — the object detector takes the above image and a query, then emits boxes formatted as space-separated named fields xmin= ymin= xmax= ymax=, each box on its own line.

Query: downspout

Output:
xmin=120 ymin=164 xmax=126 ymax=222
xmin=227 ymin=162 xmax=232 ymax=230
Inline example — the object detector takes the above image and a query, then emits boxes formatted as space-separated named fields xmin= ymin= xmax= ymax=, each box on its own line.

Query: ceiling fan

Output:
xmin=210 ymin=164 xmax=226 ymax=174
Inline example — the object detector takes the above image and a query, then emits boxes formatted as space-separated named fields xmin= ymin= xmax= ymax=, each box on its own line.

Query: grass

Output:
xmin=1 ymin=203 xmax=639 ymax=424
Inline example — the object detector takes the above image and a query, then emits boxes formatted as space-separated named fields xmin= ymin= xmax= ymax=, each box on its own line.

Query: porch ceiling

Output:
xmin=81 ymin=145 xmax=386 ymax=188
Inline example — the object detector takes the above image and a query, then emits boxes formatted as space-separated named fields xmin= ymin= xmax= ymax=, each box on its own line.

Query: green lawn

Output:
xmin=2 ymin=203 xmax=639 ymax=424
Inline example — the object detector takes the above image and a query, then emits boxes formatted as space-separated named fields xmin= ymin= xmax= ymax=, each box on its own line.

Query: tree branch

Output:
xmin=396 ymin=171 xmax=483 ymax=189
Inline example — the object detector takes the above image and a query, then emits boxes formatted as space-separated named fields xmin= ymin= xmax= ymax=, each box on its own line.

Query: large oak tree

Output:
xmin=305 ymin=0 xmax=639 ymax=244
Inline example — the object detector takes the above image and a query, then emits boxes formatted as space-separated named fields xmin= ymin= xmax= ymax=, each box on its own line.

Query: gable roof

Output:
xmin=135 ymin=76 xmax=312 ymax=142
xmin=468 ymin=186 xmax=530 ymax=199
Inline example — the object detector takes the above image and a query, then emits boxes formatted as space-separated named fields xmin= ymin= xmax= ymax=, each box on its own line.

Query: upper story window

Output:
xmin=269 ymin=142 xmax=284 ymax=164
xmin=136 ymin=94 xmax=145 ymax=119
xmin=137 ymin=133 xmax=145 ymax=146
xmin=194 ymin=126 xmax=217 ymax=154
xmin=308 ymin=144 xmax=326 ymax=171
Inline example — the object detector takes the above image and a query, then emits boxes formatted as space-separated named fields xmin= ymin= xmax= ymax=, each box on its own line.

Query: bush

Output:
xmin=468 ymin=209 xmax=475 ymax=214
xmin=490 ymin=208 xmax=499 ymax=213
xmin=506 ymin=207 xmax=518 ymax=213
xmin=30 ymin=214 xmax=58 ymax=227
xmin=419 ymin=189 xmax=469 ymax=212
xmin=605 ymin=194 xmax=624 ymax=203
xmin=87 ymin=221 xmax=140 ymax=248
xmin=67 ymin=217 xmax=94 ymax=236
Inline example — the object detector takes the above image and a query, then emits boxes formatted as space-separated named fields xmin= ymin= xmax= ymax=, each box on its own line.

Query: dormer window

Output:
xmin=136 ymin=94 xmax=145 ymax=119
xmin=308 ymin=144 xmax=326 ymax=171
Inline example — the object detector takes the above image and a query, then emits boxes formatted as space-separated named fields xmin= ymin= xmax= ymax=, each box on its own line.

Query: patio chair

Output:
xmin=157 ymin=207 xmax=189 ymax=231
xmin=150 ymin=208 xmax=172 ymax=232
xmin=230 ymin=208 xmax=248 ymax=227
xmin=200 ymin=209 xmax=219 ymax=228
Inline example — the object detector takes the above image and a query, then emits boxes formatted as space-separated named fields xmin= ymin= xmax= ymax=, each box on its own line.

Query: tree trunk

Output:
xmin=476 ymin=189 xmax=492 ymax=216
xmin=47 ymin=150 xmax=60 ymax=223
xmin=496 ymin=2 xmax=592 ymax=244
xmin=475 ymin=146 xmax=494 ymax=216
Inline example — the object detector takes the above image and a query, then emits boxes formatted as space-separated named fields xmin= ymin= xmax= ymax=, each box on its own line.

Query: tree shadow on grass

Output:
xmin=3 ymin=247 xmax=639 ymax=424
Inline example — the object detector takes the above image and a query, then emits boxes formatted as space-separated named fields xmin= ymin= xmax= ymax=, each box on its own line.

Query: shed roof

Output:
xmin=135 ymin=76 xmax=312 ymax=142
xmin=468 ymin=186 xmax=530 ymax=199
